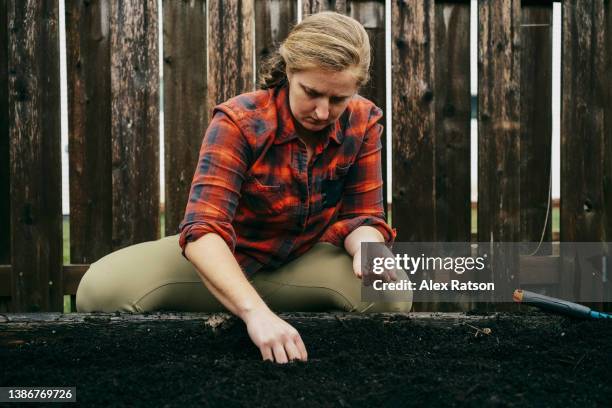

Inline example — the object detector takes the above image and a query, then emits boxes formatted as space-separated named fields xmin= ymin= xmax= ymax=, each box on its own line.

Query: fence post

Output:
xmin=560 ymin=0 xmax=610 ymax=306
xmin=433 ymin=0 xmax=471 ymax=243
xmin=208 ymin=0 xmax=254 ymax=109
xmin=162 ymin=0 xmax=208 ymax=237
xmin=0 ymin=0 xmax=10 ymax=312
xmin=519 ymin=1 xmax=553 ymax=256
xmin=109 ymin=0 xmax=160 ymax=250
xmin=255 ymin=0 xmax=297 ymax=69
xmin=477 ymin=0 xmax=521 ymax=305
xmin=302 ymin=0 xmax=339 ymax=15
xmin=8 ymin=0 xmax=63 ymax=312
xmin=392 ymin=0 xmax=436 ymax=242
xmin=65 ymin=0 xmax=113 ymax=264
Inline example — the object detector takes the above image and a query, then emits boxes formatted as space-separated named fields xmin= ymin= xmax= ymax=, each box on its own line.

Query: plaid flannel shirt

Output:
xmin=178 ymin=83 xmax=396 ymax=276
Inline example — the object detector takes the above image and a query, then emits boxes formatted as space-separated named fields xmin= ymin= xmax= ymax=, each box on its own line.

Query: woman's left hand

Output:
xmin=352 ymin=245 xmax=398 ymax=286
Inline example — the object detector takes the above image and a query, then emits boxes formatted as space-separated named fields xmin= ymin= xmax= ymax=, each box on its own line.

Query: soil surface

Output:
xmin=1 ymin=312 xmax=611 ymax=407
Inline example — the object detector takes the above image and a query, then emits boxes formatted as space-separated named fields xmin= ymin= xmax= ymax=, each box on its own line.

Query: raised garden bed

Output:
xmin=1 ymin=312 xmax=610 ymax=407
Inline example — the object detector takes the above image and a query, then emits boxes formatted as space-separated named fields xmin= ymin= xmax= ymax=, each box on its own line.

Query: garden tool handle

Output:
xmin=513 ymin=289 xmax=592 ymax=318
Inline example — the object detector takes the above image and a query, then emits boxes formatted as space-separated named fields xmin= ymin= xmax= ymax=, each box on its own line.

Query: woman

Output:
xmin=76 ymin=12 xmax=412 ymax=364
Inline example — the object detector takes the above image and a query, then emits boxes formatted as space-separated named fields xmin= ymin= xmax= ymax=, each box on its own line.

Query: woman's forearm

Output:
xmin=184 ymin=233 xmax=269 ymax=320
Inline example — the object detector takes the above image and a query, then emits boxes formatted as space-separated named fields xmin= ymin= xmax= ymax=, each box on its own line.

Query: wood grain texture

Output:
xmin=0 ymin=0 xmax=8 ymax=311
xmin=392 ymin=0 xmax=436 ymax=241
xmin=434 ymin=1 xmax=471 ymax=243
xmin=560 ymin=0 xmax=609 ymax=302
xmin=162 ymin=0 xmax=208 ymax=237
xmin=606 ymin=0 xmax=612 ymax=245
xmin=255 ymin=0 xmax=297 ymax=70
xmin=302 ymin=0 xmax=336 ymax=15
xmin=110 ymin=0 xmax=160 ymax=250
xmin=65 ymin=0 xmax=113 ymax=263
xmin=8 ymin=0 xmax=63 ymax=311
xmin=208 ymin=0 xmax=254 ymax=109
xmin=477 ymin=0 xmax=521 ymax=303
xmin=0 ymin=0 xmax=9 ymax=267
xmin=561 ymin=0 xmax=608 ymax=242
xmin=477 ymin=0 xmax=521 ymax=244
xmin=519 ymin=2 xmax=552 ymax=254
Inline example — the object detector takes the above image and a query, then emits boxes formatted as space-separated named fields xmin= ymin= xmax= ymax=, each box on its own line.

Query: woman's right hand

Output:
xmin=242 ymin=306 xmax=308 ymax=364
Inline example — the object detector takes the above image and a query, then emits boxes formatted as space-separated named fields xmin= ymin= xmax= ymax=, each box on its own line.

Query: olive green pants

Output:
xmin=76 ymin=234 xmax=412 ymax=313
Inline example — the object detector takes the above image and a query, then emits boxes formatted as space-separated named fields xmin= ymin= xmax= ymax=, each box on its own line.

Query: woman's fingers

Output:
xmin=260 ymin=346 xmax=274 ymax=362
xmin=294 ymin=335 xmax=308 ymax=361
xmin=245 ymin=308 xmax=308 ymax=364
xmin=283 ymin=338 xmax=303 ymax=362
xmin=272 ymin=343 xmax=289 ymax=364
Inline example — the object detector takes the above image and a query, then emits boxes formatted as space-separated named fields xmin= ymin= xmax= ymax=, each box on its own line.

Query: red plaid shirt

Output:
xmin=178 ymin=83 xmax=396 ymax=276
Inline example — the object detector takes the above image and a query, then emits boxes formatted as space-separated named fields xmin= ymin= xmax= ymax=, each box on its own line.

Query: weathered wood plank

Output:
xmin=255 ymin=0 xmax=297 ymax=71
xmin=110 ymin=1 xmax=160 ymax=249
xmin=392 ymin=0 xmax=436 ymax=241
xmin=520 ymin=1 xmax=552 ymax=255
xmin=65 ymin=0 xmax=113 ymax=263
xmin=0 ymin=311 xmax=521 ymax=325
xmin=0 ymin=264 xmax=85 ymax=297
xmin=0 ymin=0 xmax=9 ymax=312
xmin=606 ymin=0 xmax=612 ymax=245
xmin=8 ymin=0 xmax=63 ymax=311
xmin=477 ymin=0 xmax=521 ymax=243
xmin=162 ymin=0 xmax=208 ymax=237
xmin=0 ymin=0 xmax=9 ymax=268
xmin=208 ymin=0 xmax=254 ymax=108
xmin=434 ymin=0 xmax=471 ymax=243
xmin=302 ymin=0 xmax=337 ymax=15
xmin=560 ymin=0 xmax=607 ymax=243
xmin=414 ymin=0 xmax=472 ymax=312
xmin=392 ymin=0 xmax=436 ymax=311
xmin=477 ymin=0 xmax=521 ymax=304
xmin=62 ymin=264 xmax=88 ymax=295
xmin=560 ymin=0 xmax=609 ymax=303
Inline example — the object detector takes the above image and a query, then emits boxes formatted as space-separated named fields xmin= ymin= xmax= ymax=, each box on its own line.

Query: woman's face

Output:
xmin=286 ymin=68 xmax=359 ymax=133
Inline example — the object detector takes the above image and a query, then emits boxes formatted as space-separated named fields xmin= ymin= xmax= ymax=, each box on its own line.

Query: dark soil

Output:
xmin=1 ymin=312 xmax=611 ymax=407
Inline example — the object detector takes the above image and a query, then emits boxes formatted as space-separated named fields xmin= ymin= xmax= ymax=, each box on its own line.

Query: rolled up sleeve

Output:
xmin=178 ymin=109 xmax=252 ymax=258
xmin=319 ymin=106 xmax=396 ymax=248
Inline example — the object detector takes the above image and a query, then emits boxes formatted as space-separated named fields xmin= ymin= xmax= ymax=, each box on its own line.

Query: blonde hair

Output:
xmin=258 ymin=12 xmax=371 ymax=89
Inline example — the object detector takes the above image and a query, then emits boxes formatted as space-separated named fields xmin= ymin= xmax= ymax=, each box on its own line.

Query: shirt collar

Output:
xmin=273 ymin=82 xmax=345 ymax=146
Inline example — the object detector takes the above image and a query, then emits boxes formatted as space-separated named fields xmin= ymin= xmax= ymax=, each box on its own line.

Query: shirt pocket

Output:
xmin=321 ymin=163 xmax=351 ymax=209
xmin=240 ymin=175 xmax=288 ymax=216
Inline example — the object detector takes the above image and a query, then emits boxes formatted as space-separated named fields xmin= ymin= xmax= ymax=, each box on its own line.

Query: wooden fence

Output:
xmin=1 ymin=0 xmax=611 ymax=312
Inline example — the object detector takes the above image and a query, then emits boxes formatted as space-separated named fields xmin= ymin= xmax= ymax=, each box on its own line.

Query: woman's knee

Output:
xmin=76 ymin=251 xmax=146 ymax=313
xmin=76 ymin=235 xmax=188 ymax=313
xmin=76 ymin=260 xmax=124 ymax=312
xmin=267 ymin=243 xmax=413 ymax=313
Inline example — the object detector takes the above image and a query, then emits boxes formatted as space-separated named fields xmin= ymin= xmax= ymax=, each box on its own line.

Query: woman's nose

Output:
xmin=314 ymin=99 xmax=329 ymax=121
